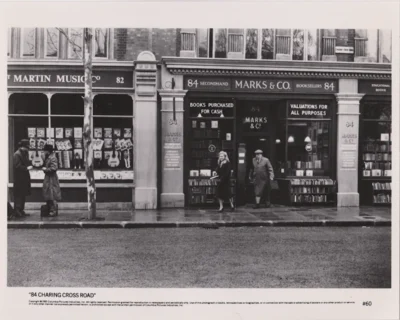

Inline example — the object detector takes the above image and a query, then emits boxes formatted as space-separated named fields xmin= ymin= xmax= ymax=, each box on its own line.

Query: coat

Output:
xmin=42 ymin=153 xmax=62 ymax=201
xmin=250 ymin=157 xmax=274 ymax=197
xmin=13 ymin=148 xmax=31 ymax=197
xmin=215 ymin=161 xmax=232 ymax=200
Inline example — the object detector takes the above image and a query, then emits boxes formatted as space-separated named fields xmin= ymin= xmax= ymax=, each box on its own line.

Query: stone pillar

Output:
xmin=158 ymin=89 xmax=187 ymax=207
xmin=134 ymin=51 xmax=158 ymax=209
xmin=335 ymin=79 xmax=364 ymax=207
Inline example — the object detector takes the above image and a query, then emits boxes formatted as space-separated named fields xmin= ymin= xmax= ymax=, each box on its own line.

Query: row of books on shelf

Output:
xmin=190 ymin=186 xmax=235 ymax=195
xmin=28 ymin=127 xmax=133 ymax=139
xmin=363 ymin=153 xmax=391 ymax=161
xmin=189 ymin=194 xmax=216 ymax=205
xmin=364 ymin=162 xmax=391 ymax=170
xmin=188 ymin=178 xmax=236 ymax=186
xmin=192 ymin=129 xmax=220 ymax=139
xmin=290 ymin=195 xmax=330 ymax=203
xmin=289 ymin=161 xmax=323 ymax=170
xmin=30 ymin=170 xmax=134 ymax=180
xmin=290 ymin=179 xmax=335 ymax=186
xmin=291 ymin=170 xmax=325 ymax=177
xmin=372 ymin=182 xmax=391 ymax=191
xmin=291 ymin=187 xmax=331 ymax=194
xmin=363 ymin=170 xmax=391 ymax=177
xmin=363 ymin=143 xmax=391 ymax=152
xmin=373 ymin=194 xmax=391 ymax=204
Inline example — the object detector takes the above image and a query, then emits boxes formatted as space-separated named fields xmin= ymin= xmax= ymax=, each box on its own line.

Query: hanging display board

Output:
xmin=189 ymin=101 xmax=235 ymax=118
xmin=287 ymin=101 xmax=331 ymax=119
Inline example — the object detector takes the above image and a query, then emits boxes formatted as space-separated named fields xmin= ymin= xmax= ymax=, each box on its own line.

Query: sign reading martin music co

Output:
xmin=185 ymin=77 xmax=338 ymax=94
xmin=8 ymin=69 xmax=133 ymax=88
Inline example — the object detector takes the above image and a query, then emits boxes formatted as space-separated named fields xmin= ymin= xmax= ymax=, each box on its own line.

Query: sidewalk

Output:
xmin=8 ymin=205 xmax=391 ymax=229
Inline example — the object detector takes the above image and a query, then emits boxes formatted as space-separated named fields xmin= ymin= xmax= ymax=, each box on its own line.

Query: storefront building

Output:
xmin=8 ymin=28 xmax=392 ymax=209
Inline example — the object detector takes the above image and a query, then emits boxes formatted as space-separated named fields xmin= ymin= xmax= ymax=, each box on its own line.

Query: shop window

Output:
xmin=51 ymin=94 xmax=84 ymax=115
xmin=21 ymin=28 xmax=36 ymax=57
xmin=68 ymin=28 xmax=84 ymax=59
xmin=276 ymin=29 xmax=291 ymax=55
xmin=196 ymin=29 xmax=209 ymax=57
xmin=9 ymin=93 xmax=48 ymax=115
xmin=261 ymin=29 xmax=274 ymax=59
xmin=45 ymin=28 xmax=60 ymax=58
xmin=362 ymin=103 xmax=391 ymax=121
xmin=287 ymin=121 xmax=331 ymax=176
xmin=214 ymin=28 xmax=228 ymax=58
xmin=379 ymin=30 xmax=391 ymax=63
xmin=245 ymin=29 xmax=258 ymax=59
xmin=94 ymin=28 xmax=108 ymax=58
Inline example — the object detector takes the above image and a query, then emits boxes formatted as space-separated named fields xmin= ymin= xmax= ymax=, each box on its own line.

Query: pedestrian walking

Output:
xmin=13 ymin=139 xmax=33 ymax=218
xmin=42 ymin=144 xmax=61 ymax=216
xmin=249 ymin=149 xmax=274 ymax=209
xmin=212 ymin=151 xmax=235 ymax=212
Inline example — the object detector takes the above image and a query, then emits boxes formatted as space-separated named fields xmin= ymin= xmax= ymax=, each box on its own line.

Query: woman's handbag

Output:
xmin=270 ymin=180 xmax=279 ymax=190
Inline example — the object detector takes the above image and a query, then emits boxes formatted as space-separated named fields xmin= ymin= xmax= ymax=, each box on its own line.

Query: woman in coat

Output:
xmin=214 ymin=151 xmax=235 ymax=212
xmin=42 ymin=144 xmax=61 ymax=216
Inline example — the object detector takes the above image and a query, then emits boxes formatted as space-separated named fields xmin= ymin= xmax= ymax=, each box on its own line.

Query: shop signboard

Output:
xmin=241 ymin=105 xmax=269 ymax=132
xmin=184 ymin=76 xmax=338 ymax=94
xmin=358 ymin=80 xmax=391 ymax=95
xmin=335 ymin=46 xmax=354 ymax=54
xmin=189 ymin=101 xmax=235 ymax=118
xmin=288 ymin=101 xmax=331 ymax=119
xmin=8 ymin=69 xmax=134 ymax=89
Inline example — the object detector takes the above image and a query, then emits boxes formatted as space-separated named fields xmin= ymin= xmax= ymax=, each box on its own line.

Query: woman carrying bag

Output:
xmin=42 ymin=144 xmax=61 ymax=217
xmin=212 ymin=151 xmax=235 ymax=212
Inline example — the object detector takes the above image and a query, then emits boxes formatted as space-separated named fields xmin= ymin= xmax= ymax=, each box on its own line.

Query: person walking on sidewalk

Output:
xmin=13 ymin=139 xmax=33 ymax=218
xmin=42 ymin=144 xmax=61 ymax=216
xmin=249 ymin=149 xmax=274 ymax=209
xmin=213 ymin=151 xmax=235 ymax=212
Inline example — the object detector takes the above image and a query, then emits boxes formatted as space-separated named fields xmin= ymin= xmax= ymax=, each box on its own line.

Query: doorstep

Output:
xmin=7 ymin=206 xmax=391 ymax=229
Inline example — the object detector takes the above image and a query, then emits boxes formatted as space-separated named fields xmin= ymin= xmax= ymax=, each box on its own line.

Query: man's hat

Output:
xmin=254 ymin=149 xmax=263 ymax=154
xmin=18 ymin=139 xmax=29 ymax=148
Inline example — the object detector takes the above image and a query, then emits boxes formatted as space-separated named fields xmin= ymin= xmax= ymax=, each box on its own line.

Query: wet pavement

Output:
xmin=8 ymin=204 xmax=391 ymax=227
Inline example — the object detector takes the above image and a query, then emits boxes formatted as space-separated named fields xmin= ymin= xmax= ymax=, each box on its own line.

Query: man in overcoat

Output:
xmin=249 ymin=149 xmax=274 ymax=209
xmin=13 ymin=139 xmax=32 ymax=217
xmin=42 ymin=144 xmax=62 ymax=216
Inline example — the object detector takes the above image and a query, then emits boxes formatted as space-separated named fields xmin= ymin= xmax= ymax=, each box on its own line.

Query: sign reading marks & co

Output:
xmin=185 ymin=76 xmax=338 ymax=94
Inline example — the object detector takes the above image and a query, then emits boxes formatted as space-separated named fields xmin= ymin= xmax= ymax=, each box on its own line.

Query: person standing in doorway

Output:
xmin=42 ymin=144 xmax=61 ymax=216
xmin=13 ymin=139 xmax=33 ymax=218
xmin=213 ymin=151 xmax=235 ymax=212
xmin=249 ymin=149 xmax=274 ymax=209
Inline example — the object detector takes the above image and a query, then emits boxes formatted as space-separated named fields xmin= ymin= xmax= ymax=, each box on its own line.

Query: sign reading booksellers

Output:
xmin=185 ymin=77 xmax=338 ymax=94
xmin=288 ymin=101 xmax=331 ymax=119
xmin=8 ymin=69 xmax=133 ymax=89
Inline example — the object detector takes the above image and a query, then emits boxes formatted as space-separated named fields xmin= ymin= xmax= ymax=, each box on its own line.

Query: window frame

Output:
xmin=93 ymin=28 xmax=110 ymax=59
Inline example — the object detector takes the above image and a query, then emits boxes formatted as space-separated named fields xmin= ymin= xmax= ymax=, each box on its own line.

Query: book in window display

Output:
xmin=55 ymin=128 xmax=64 ymax=139
xmin=65 ymin=128 xmax=73 ymax=138
xmin=123 ymin=128 xmax=132 ymax=138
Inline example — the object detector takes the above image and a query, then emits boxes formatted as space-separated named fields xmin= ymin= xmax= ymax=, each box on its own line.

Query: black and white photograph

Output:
xmin=1 ymin=1 xmax=399 ymax=320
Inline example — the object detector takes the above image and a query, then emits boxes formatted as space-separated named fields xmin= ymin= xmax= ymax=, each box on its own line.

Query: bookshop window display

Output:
xmin=187 ymin=100 xmax=236 ymax=206
xmin=9 ymin=93 xmax=134 ymax=185
xmin=360 ymin=101 xmax=391 ymax=205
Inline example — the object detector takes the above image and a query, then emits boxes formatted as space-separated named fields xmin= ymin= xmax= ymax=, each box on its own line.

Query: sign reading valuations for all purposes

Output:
xmin=288 ymin=101 xmax=331 ymax=119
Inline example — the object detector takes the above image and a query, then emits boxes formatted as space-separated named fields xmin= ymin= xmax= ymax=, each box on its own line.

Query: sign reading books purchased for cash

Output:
xmin=288 ymin=101 xmax=331 ymax=119
xmin=189 ymin=100 xmax=235 ymax=118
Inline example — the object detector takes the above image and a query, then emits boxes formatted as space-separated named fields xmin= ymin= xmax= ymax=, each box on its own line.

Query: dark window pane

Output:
xmin=363 ymin=103 xmax=391 ymax=121
xmin=363 ymin=121 xmax=391 ymax=140
xmin=9 ymin=93 xmax=48 ymax=114
xmin=51 ymin=94 xmax=84 ymax=115
xmin=245 ymin=29 xmax=258 ymax=59
xmin=93 ymin=95 xmax=133 ymax=116
xmin=95 ymin=28 xmax=108 ymax=58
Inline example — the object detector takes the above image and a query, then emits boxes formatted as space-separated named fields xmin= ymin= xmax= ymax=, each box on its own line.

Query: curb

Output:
xmin=7 ymin=219 xmax=391 ymax=229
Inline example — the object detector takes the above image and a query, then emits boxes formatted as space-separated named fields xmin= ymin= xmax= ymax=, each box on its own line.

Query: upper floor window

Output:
xmin=68 ymin=28 xmax=84 ymax=59
xmin=21 ymin=28 xmax=36 ymax=57
xmin=379 ymin=30 xmax=391 ymax=63
xmin=45 ymin=28 xmax=60 ymax=58
xmin=94 ymin=28 xmax=108 ymax=58
xmin=8 ymin=28 xmax=11 ymax=56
